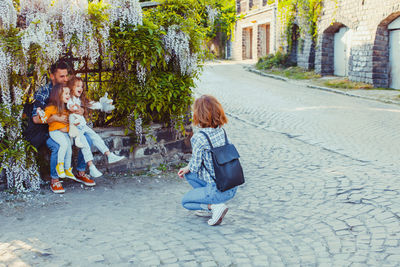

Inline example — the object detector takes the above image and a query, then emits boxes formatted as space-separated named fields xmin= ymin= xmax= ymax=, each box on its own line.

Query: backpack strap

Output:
xmin=200 ymin=128 xmax=228 ymax=147
xmin=222 ymin=128 xmax=228 ymax=145
xmin=199 ymin=131 xmax=216 ymax=181
xmin=199 ymin=131 xmax=213 ymax=149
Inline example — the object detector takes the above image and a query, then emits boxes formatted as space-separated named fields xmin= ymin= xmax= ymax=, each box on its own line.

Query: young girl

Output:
xmin=37 ymin=84 xmax=75 ymax=194
xmin=67 ymin=76 xmax=125 ymax=179
xmin=178 ymin=95 xmax=238 ymax=226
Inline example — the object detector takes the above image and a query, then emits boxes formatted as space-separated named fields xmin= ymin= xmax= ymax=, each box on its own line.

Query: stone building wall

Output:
xmin=233 ymin=0 xmax=278 ymax=61
xmin=296 ymin=32 xmax=315 ymax=70
xmin=315 ymin=0 xmax=400 ymax=87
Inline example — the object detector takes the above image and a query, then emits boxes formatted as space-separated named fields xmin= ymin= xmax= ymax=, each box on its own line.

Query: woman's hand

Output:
xmin=178 ymin=166 xmax=190 ymax=179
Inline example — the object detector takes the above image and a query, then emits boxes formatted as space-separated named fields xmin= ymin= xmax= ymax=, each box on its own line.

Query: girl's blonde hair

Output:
xmin=193 ymin=95 xmax=227 ymax=128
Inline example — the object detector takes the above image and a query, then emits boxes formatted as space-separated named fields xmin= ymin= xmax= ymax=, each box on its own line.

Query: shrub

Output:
xmin=256 ymin=51 xmax=294 ymax=70
xmin=0 ymin=0 xmax=212 ymax=192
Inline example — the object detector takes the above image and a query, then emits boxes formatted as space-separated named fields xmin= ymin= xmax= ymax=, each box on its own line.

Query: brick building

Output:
xmin=232 ymin=0 xmax=278 ymax=61
xmin=314 ymin=0 xmax=400 ymax=89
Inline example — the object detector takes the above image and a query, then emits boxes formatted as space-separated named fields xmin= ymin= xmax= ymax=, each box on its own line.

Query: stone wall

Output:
xmin=0 ymin=125 xmax=191 ymax=188
xmin=296 ymin=33 xmax=315 ymax=70
xmin=315 ymin=0 xmax=400 ymax=87
xmin=86 ymin=124 xmax=192 ymax=174
xmin=233 ymin=0 xmax=277 ymax=60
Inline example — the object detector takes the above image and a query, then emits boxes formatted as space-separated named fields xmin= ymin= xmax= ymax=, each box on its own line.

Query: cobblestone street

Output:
xmin=1 ymin=62 xmax=400 ymax=266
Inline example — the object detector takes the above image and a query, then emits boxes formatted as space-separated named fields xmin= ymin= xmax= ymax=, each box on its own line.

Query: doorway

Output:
xmin=243 ymin=27 xmax=253 ymax=59
xmin=389 ymin=17 xmax=400 ymax=89
xmin=334 ymin=27 xmax=352 ymax=76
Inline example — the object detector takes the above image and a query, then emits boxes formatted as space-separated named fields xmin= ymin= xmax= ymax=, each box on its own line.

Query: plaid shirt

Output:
xmin=32 ymin=83 xmax=52 ymax=117
xmin=188 ymin=127 xmax=229 ymax=184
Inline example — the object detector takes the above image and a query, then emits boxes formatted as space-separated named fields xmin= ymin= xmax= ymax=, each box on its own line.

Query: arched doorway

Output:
xmin=373 ymin=12 xmax=400 ymax=88
xmin=389 ymin=17 xmax=400 ymax=89
xmin=334 ymin=27 xmax=352 ymax=76
xmin=317 ymin=23 xmax=350 ymax=76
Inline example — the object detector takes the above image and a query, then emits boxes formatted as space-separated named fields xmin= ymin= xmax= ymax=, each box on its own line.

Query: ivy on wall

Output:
xmin=277 ymin=0 xmax=324 ymax=52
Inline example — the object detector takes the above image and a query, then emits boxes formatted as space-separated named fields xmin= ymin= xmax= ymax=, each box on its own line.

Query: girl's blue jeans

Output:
xmin=181 ymin=172 xmax=237 ymax=210
xmin=47 ymin=132 xmax=93 ymax=178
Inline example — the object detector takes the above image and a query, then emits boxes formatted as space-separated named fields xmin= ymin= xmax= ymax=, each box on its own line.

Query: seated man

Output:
xmin=29 ymin=61 xmax=96 ymax=193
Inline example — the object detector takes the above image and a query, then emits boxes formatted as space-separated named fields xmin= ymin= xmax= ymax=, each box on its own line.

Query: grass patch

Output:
xmin=322 ymin=78 xmax=374 ymax=89
xmin=268 ymin=67 xmax=321 ymax=80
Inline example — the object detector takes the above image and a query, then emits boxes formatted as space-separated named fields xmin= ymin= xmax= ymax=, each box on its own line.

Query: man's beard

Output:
xmin=56 ymin=80 xmax=67 ymax=86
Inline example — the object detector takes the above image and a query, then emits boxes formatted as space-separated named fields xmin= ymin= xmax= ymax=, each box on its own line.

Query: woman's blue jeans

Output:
xmin=181 ymin=172 xmax=237 ymax=210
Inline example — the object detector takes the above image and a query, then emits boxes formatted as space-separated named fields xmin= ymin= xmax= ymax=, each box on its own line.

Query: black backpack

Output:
xmin=22 ymin=101 xmax=49 ymax=150
xmin=200 ymin=129 xmax=244 ymax=192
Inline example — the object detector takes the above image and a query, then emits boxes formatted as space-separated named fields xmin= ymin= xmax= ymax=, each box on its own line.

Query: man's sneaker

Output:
xmin=56 ymin=163 xmax=66 ymax=178
xmin=195 ymin=210 xmax=212 ymax=217
xmin=75 ymin=173 xmax=96 ymax=186
xmin=50 ymin=181 xmax=65 ymax=194
xmin=89 ymin=165 xmax=103 ymax=178
xmin=64 ymin=168 xmax=75 ymax=179
xmin=208 ymin=203 xmax=229 ymax=226
xmin=108 ymin=152 xmax=125 ymax=164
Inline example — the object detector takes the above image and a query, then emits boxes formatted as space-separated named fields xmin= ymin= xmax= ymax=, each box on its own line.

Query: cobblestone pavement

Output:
xmin=1 ymin=62 xmax=400 ymax=266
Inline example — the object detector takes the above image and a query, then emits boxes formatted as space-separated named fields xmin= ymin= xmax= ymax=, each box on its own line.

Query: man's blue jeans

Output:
xmin=47 ymin=132 xmax=93 ymax=178
xmin=181 ymin=172 xmax=237 ymax=210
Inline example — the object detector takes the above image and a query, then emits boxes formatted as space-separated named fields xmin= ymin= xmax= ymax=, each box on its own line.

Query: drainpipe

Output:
xmin=273 ymin=0 xmax=277 ymax=53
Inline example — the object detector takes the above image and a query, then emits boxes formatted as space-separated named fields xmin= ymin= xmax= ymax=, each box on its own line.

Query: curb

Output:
xmin=306 ymin=84 xmax=400 ymax=106
xmin=245 ymin=66 xmax=400 ymax=106
xmin=246 ymin=67 xmax=289 ymax=82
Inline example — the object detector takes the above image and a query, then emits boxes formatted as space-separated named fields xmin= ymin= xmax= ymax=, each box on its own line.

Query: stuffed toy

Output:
xmin=89 ymin=93 xmax=115 ymax=113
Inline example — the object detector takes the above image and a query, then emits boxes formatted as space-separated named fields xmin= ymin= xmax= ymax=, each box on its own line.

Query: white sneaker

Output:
xmin=208 ymin=203 xmax=228 ymax=226
xmin=195 ymin=210 xmax=212 ymax=217
xmin=89 ymin=165 xmax=103 ymax=178
xmin=75 ymin=137 xmax=85 ymax=148
xmin=108 ymin=152 xmax=125 ymax=164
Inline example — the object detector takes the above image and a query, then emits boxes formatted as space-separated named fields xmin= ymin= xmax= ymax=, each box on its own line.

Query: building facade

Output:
xmin=315 ymin=0 xmax=400 ymax=88
xmin=232 ymin=0 xmax=278 ymax=61
xmin=234 ymin=0 xmax=400 ymax=89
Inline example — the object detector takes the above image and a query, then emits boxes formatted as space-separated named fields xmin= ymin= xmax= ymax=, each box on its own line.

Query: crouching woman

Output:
xmin=178 ymin=95 xmax=237 ymax=226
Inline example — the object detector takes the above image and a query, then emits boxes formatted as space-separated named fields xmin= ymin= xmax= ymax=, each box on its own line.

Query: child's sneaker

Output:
xmin=75 ymin=173 xmax=96 ymax=186
xmin=64 ymin=168 xmax=75 ymax=179
xmin=56 ymin=163 xmax=66 ymax=178
xmin=50 ymin=181 xmax=65 ymax=194
xmin=108 ymin=152 xmax=125 ymax=164
xmin=208 ymin=203 xmax=229 ymax=226
xmin=89 ymin=165 xmax=103 ymax=178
